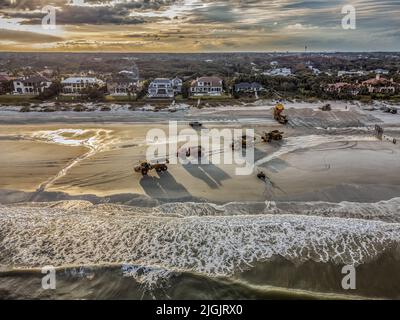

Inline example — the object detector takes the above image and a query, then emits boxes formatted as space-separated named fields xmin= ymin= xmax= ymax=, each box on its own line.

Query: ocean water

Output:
xmin=1 ymin=199 xmax=400 ymax=299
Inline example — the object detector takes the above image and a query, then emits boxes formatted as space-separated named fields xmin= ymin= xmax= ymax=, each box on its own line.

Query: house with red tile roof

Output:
xmin=361 ymin=74 xmax=398 ymax=94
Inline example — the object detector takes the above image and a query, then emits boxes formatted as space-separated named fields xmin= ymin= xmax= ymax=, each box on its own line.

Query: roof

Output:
xmin=192 ymin=76 xmax=222 ymax=87
xmin=235 ymin=82 xmax=263 ymax=89
xmin=17 ymin=75 xmax=51 ymax=84
xmin=151 ymin=78 xmax=172 ymax=84
xmin=61 ymin=77 xmax=101 ymax=84
xmin=108 ymin=74 xmax=138 ymax=84
xmin=0 ymin=75 xmax=11 ymax=82
xmin=362 ymin=77 xmax=394 ymax=86
xmin=118 ymin=70 xmax=139 ymax=79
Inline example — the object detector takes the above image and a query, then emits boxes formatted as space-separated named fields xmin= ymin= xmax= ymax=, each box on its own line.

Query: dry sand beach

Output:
xmin=1 ymin=101 xmax=400 ymax=299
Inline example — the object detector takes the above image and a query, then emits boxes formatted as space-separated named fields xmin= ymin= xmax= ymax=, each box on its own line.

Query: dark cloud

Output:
xmin=0 ymin=0 xmax=399 ymax=51
xmin=0 ymin=0 xmax=177 ymax=24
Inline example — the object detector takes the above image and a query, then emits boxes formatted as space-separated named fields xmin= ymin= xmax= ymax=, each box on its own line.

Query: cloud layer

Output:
xmin=0 ymin=0 xmax=399 ymax=51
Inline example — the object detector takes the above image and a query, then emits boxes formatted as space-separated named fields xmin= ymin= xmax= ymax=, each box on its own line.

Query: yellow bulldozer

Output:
xmin=273 ymin=103 xmax=288 ymax=125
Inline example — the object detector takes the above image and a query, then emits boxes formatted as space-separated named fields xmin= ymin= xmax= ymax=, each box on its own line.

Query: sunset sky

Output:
xmin=0 ymin=0 xmax=399 ymax=52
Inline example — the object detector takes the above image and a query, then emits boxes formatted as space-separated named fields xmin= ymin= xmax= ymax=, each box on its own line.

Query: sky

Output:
xmin=0 ymin=0 xmax=399 ymax=52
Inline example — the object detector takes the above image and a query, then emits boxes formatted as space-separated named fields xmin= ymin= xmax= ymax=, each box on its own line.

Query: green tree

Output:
xmin=136 ymin=80 xmax=149 ymax=100
xmin=181 ymin=81 xmax=191 ymax=99
xmin=38 ymin=81 xmax=62 ymax=100
xmin=81 ymin=85 xmax=106 ymax=101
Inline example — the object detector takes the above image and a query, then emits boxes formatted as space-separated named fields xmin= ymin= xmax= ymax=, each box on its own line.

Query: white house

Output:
xmin=190 ymin=76 xmax=223 ymax=96
xmin=13 ymin=75 xmax=52 ymax=95
xmin=308 ymin=66 xmax=321 ymax=75
xmin=338 ymin=70 xmax=367 ymax=77
xmin=148 ymin=78 xmax=175 ymax=98
xmin=61 ymin=77 xmax=105 ymax=95
xmin=263 ymin=68 xmax=292 ymax=77
xmin=373 ymin=69 xmax=390 ymax=75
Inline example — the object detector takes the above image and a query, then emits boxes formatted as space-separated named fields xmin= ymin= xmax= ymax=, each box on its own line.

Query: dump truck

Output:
xmin=273 ymin=103 xmax=289 ymax=124
xmin=261 ymin=130 xmax=284 ymax=143
xmin=134 ymin=160 xmax=168 ymax=176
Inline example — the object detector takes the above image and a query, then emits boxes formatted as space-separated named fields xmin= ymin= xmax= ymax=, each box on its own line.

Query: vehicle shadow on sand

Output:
xmin=139 ymin=171 xmax=192 ymax=200
xmin=182 ymin=163 xmax=231 ymax=189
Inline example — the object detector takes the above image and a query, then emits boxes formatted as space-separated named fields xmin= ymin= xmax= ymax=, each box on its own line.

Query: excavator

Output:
xmin=273 ymin=103 xmax=288 ymax=125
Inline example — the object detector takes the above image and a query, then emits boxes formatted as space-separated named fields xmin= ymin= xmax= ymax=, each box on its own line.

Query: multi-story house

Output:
xmin=361 ymin=75 xmax=398 ymax=94
xmin=13 ymin=75 xmax=52 ymax=95
xmin=107 ymin=75 xmax=140 ymax=96
xmin=148 ymin=78 xmax=175 ymax=98
xmin=190 ymin=76 xmax=223 ymax=96
xmin=61 ymin=77 xmax=105 ymax=95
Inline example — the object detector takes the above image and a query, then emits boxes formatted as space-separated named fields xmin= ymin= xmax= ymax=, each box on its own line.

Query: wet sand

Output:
xmin=1 ymin=103 xmax=400 ymax=300
xmin=0 ymin=116 xmax=399 ymax=203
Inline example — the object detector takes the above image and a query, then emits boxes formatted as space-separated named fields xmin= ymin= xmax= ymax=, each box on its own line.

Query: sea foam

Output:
xmin=1 ymin=200 xmax=400 ymax=286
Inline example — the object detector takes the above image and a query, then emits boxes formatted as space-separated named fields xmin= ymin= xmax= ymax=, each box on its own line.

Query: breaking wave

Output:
xmin=1 ymin=198 xmax=400 ymax=288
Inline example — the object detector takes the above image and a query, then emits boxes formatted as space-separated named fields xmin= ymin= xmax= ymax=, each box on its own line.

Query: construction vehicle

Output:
xmin=320 ymin=104 xmax=332 ymax=111
xmin=382 ymin=106 xmax=398 ymax=114
xmin=261 ymin=130 xmax=284 ymax=143
xmin=189 ymin=121 xmax=203 ymax=128
xmin=257 ymin=171 xmax=266 ymax=181
xmin=134 ymin=160 xmax=168 ymax=176
xmin=273 ymin=103 xmax=289 ymax=124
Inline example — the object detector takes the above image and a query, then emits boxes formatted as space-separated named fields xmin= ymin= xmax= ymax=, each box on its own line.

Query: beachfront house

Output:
xmin=107 ymin=75 xmax=140 ymax=96
xmin=61 ymin=77 xmax=105 ymax=95
xmin=13 ymin=75 xmax=52 ymax=95
xmin=190 ymin=76 xmax=223 ymax=96
xmin=234 ymin=82 xmax=264 ymax=93
xmin=148 ymin=78 xmax=175 ymax=98
xmin=361 ymin=74 xmax=398 ymax=94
